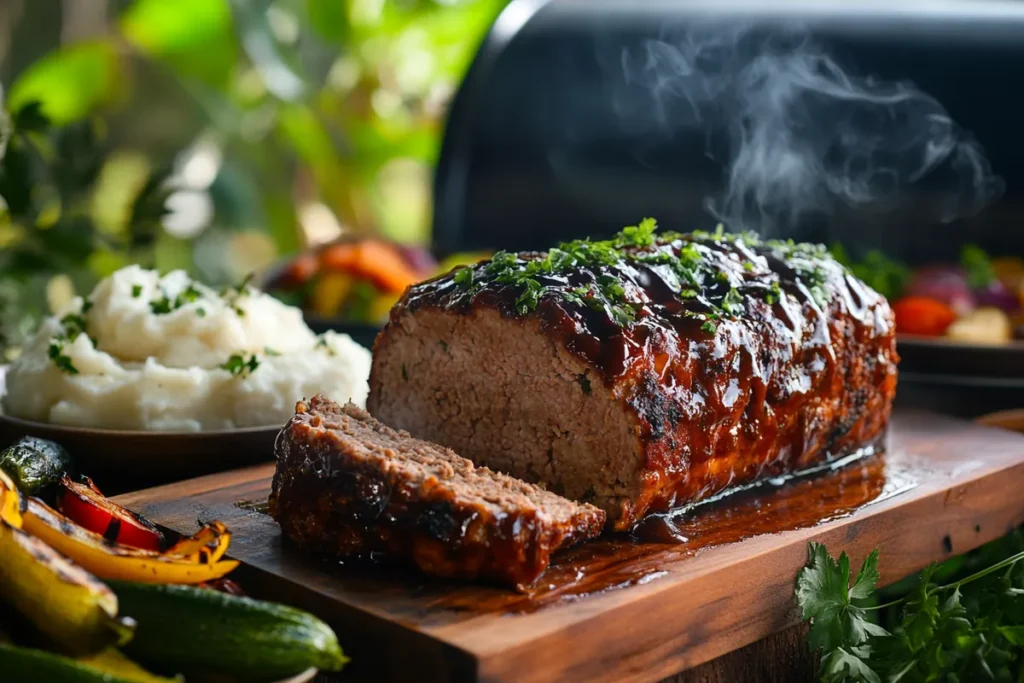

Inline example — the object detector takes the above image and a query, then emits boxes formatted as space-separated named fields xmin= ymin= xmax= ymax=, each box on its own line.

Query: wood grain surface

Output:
xmin=114 ymin=411 xmax=1024 ymax=683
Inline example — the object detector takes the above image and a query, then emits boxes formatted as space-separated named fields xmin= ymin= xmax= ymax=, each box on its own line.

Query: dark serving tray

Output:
xmin=897 ymin=336 xmax=1024 ymax=379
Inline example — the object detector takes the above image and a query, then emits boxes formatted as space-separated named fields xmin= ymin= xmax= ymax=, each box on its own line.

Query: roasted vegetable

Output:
xmin=319 ymin=239 xmax=423 ymax=293
xmin=892 ymin=296 xmax=958 ymax=336
xmin=76 ymin=648 xmax=181 ymax=683
xmin=0 ymin=520 xmax=134 ymax=655
xmin=0 ymin=436 xmax=72 ymax=496
xmin=903 ymin=265 xmax=975 ymax=315
xmin=0 ymin=470 xmax=22 ymax=527
xmin=163 ymin=520 xmax=230 ymax=563
xmin=0 ymin=644 xmax=176 ymax=683
xmin=112 ymin=581 xmax=348 ymax=681
xmin=58 ymin=476 xmax=164 ymax=551
xmin=945 ymin=307 xmax=1013 ymax=345
xmin=20 ymin=498 xmax=238 ymax=585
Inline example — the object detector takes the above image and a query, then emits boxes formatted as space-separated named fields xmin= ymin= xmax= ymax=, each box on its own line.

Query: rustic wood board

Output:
xmin=114 ymin=412 xmax=1024 ymax=683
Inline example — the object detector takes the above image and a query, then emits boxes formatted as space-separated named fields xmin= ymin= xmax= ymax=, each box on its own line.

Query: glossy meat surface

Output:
xmin=269 ymin=396 xmax=605 ymax=589
xmin=370 ymin=227 xmax=899 ymax=529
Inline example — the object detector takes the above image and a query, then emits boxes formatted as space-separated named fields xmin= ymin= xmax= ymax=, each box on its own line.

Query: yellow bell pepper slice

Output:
xmin=21 ymin=499 xmax=238 ymax=585
xmin=163 ymin=520 xmax=231 ymax=564
xmin=0 ymin=469 xmax=23 ymax=528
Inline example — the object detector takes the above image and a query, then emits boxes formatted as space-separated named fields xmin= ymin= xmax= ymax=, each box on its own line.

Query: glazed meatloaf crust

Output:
xmin=269 ymin=396 xmax=605 ymax=589
xmin=368 ymin=222 xmax=898 ymax=530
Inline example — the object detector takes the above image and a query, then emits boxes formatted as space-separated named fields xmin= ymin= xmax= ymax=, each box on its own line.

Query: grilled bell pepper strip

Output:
xmin=163 ymin=521 xmax=230 ymax=563
xmin=0 ymin=519 xmax=135 ymax=655
xmin=21 ymin=498 xmax=238 ymax=585
xmin=58 ymin=476 xmax=164 ymax=552
xmin=0 ymin=469 xmax=23 ymax=528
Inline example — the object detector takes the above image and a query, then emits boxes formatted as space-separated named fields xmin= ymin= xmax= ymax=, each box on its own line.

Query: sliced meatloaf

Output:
xmin=368 ymin=222 xmax=898 ymax=531
xmin=269 ymin=395 xmax=605 ymax=590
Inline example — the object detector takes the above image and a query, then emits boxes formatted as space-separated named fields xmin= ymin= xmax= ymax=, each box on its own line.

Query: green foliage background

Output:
xmin=0 ymin=0 xmax=506 ymax=357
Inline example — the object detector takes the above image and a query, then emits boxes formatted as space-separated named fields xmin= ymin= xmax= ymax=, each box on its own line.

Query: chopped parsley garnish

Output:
xmin=47 ymin=311 xmax=93 ymax=372
xmin=453 ymin=267 xmax=474 ymax=287
xmin=131 ymin=284 xmax=142 ymax=298
xmin=438 ymin=340 xmax=448 ymax=352
xmin=222 ymin=273 xmax=254 ymax=316
xmin=474 ymin=218 xmax=838 ymax=329
xmin=315 ymin=336 xmax=336 ymax=356
xmin=578 ymin=373 xmax=592 ymax=395
xmin=264 ymin=347 xmax=280 ymax=356
xmin=221 ymin=353 xmax=259 ymax=378
xmin=150 ymin=284 xmax=203 ymax=315
xmin=514 ymin=278 xmax=543 ymax=315
xmin=48 ymin=340 xmax=78 ymax=374
xmin=614 ymin=217 xmax=658 ymax=248
xmin=401 ymin=363 xmax=409 ymax=381
xmin=720 ymin=288 xmax=744 ymax=315
xmin=59 ymin=314 xmax=88 ymax=342
xmin=195 ymin=308 xmax=206 ymax=318
xmin=81 ymin=298 xmax=94 ymax=314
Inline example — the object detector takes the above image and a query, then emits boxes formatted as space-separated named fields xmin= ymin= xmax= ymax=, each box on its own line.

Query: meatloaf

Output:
xmin=269 ymin=396 xmax=605 ymax=589
xmin=368 ymin=221 xmax=898 ymax=530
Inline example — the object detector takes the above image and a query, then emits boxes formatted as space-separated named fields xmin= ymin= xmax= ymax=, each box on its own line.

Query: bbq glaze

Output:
xmin=385 ymin=230 xmax=898 ymax=529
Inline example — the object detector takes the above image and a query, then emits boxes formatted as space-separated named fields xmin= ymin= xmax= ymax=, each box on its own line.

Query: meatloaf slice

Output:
xmin=269 ymin=395 xmax=605 ymax=590
xmin=368 ymin=224 xmax=898 ymax=530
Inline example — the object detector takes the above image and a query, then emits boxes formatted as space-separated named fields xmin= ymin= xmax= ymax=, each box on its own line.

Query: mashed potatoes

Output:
xmin=2 ymin=266 xmax=372 ymax=431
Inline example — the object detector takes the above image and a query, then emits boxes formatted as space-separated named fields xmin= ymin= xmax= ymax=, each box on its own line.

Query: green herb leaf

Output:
xmin=821 ymin=648 xmax=880 ymax=683
xmin=721 ymin=288 xmax=744 ymax=316
xmin=961 ymin=243 xmax=996 ymax=289
xmin=615 ymin=217 xmax=658 ymax=248
xmin=150 ymin=283 xmax=204 ymax=315
xmin=796 ymin=543 xmax=885 ymax=655
xmin=221 ymin=353 xmax=259 ymax=377
xmin=131 ymin=284 xmax=143 ymax=298
xmin=315 ymin=336 xmax=337 ymax=356
xmin=47 ymin=340 xmax=78 ymax=374
xmin=453 ymin=267 xmax=473 ymax=287
xmin=514 ymin=278 xmax=544 ymax=315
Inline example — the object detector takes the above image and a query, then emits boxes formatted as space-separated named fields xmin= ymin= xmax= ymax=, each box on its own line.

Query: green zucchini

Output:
xmin=0 ymin=436 xmax=73 ymax=496
xmin=110 ymin=581 xmax=348 ymax=682
xmin=0 ymin=644 xmax=177 ymax=682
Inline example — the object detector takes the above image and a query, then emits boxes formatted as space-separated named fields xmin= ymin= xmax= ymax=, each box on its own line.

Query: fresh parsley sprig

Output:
xmin=796 ymin=540 xmax=1024 ymax=682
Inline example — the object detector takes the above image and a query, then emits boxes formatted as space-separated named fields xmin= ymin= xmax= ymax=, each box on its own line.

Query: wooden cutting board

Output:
xmin=113 ymin=411 xmax=1024 ymax=683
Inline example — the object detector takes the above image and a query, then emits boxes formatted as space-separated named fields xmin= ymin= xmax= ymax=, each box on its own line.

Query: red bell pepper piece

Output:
xmin=893 ymin=296 xmax=958 ymax=337
xmin=57 ymin=475 xmax=164 ymax=551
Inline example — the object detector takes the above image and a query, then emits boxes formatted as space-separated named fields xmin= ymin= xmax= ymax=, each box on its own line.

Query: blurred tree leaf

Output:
xmin=54 ymin=120 xmax=105 ymax=200
xmin=8 ymin=41 xmax=121 ymax=125
xmin=129 ymin=164 xmax=174 ymax=248
xmin=12 ymin=101 xmax=50 ymax=135
xmin=276 ymin=103 xmax=358 ymax=226
xmin=306 ymin=0 xmax=348 ymax=44
xmin=230 ymin=0 xmax=306 ymax=102
xmin=122 ymin=0 xmax=237 ymax=88
xmin=122 ymin=0 xmax=232 ymax=53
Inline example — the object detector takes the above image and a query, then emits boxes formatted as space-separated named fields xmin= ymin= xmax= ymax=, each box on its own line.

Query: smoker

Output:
xmin=432 ymin=0 xmax=1024 ymax=417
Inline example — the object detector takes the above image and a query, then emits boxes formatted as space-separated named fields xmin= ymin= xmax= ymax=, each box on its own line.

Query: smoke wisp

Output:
xmin=615 ymin=25 xmax=1004 ymax=235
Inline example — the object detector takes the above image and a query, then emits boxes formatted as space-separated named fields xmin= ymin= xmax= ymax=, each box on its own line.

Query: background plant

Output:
xmin=0 ymin=0 xmax=506 ymax=358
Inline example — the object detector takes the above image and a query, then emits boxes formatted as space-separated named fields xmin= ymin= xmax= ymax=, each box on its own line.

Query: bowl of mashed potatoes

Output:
xmin=0 ymin=265 xmax=373 ymax=482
